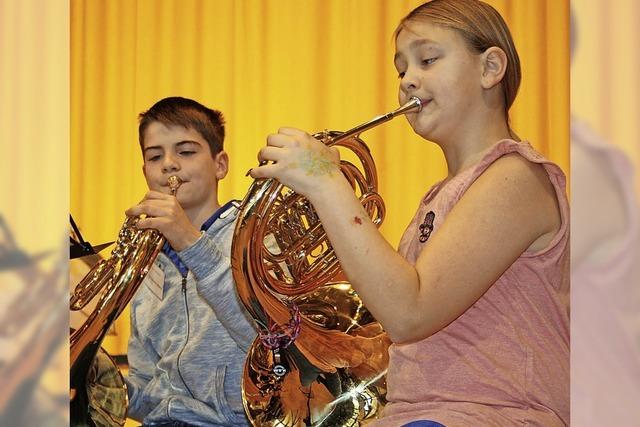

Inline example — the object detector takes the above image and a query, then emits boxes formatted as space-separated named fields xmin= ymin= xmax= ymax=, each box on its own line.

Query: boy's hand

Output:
xmin=125 ymin=191 xmax=201 ymax=251
xmin=250 ymin=127 xmax=341 ymax=199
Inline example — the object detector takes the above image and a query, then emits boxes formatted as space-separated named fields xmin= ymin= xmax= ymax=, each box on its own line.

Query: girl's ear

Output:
xmin=480 ymin=46 xmax=507 ymax=89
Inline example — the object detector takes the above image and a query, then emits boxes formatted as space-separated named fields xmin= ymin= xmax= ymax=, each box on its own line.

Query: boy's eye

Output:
xmin=179 ymin=150 xmax=195 ymax=156
xmin=147 ymin=155 xmax=161 ymax=162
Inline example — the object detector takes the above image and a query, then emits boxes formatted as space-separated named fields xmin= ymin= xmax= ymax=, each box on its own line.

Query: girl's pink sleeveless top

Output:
xmin=372 ymin=140 xmax=570 ymax=427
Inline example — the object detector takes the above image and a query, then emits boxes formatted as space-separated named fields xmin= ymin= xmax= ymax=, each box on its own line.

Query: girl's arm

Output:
xmin=252 ymin=128 xmax=560 ymax=343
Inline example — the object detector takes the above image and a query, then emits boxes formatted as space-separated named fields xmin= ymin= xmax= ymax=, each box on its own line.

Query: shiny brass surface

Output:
xmin=231 ymin=99 xmax=421 ymax=426
xmin=70 ymin=176 xmax=181 ymax=427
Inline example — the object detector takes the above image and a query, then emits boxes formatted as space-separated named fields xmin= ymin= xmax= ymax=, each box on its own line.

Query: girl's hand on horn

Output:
xmin=251 ymin=127 xmax=341 ymax=199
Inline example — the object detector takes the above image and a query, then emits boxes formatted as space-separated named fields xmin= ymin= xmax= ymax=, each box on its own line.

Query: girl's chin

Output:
xmin=411 ymin=124 xmax=438 ymax=142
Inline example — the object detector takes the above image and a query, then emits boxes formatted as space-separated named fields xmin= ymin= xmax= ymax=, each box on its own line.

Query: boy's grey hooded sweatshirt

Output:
xmin=125 ymin=202 xmax=257 ymax=426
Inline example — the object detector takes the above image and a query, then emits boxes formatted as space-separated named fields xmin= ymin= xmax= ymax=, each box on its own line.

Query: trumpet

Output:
xmin=70 ymin=175 xmax=181 ymax=427
xmin=231 ymin=97 xmax=422 ymax=426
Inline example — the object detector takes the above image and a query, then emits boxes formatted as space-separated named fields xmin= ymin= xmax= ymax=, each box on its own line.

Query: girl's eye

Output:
xmin=422 ymin=57 xmax=437 ymax=66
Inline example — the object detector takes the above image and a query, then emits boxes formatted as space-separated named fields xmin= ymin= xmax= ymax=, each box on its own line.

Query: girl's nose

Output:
xmin=400 ymin=69 xmax=420 ymax=94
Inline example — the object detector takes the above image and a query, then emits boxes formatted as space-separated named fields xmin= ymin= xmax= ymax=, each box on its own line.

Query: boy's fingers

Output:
xmin=144 ymin=190 xmax=173 ymax=200
xmin=126 ymin=202 xmax=171 ymax=219
xmin=135 ymin=216 xmax=164 ymax=230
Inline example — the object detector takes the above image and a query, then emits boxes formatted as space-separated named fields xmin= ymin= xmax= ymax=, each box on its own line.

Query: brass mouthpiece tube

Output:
xmin=251 ymin=97 xmax=422 ymax=173
xmin=167 ymin=175 xmax=181 ymax=195
xmin=328 ymin=96 xmax=422 ymax=145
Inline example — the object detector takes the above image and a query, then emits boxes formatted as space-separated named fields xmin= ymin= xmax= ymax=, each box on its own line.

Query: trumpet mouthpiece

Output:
xmin=408 ymin=96 xmax=423 ymax=112
xmin=168 ymin=176 xmax=182 ymax=194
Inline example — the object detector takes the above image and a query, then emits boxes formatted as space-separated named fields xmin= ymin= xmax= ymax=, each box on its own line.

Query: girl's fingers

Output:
xmin=267 ymin=132 xmax=293 ymax=147
xmin=257 ymin=146 xmax=284 ymax=163
xmin=278 ymin=127 xmax=308 ymax=137
xmin=250 ymin=163 xmax=280 ymax=179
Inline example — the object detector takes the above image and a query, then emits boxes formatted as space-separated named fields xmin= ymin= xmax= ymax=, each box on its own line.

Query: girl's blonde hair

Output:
xmin=396 ymin=0 xmax=521 ymax=114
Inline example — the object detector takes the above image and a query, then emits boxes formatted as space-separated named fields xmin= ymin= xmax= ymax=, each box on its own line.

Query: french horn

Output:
xmin=69 ymin=175 xmax=181 ymax=427
xmin=231 ymin=97 xmax=422 ymax=426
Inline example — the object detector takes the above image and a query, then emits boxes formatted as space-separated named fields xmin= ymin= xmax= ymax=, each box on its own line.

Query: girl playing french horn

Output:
xmin=251 ymin=1 xmax=569 ymax=425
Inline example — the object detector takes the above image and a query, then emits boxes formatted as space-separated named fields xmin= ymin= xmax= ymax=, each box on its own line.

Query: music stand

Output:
xmin=70 ymin=215 xmax=113 ymax=260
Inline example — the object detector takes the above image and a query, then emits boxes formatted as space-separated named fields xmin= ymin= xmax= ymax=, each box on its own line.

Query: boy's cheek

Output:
xmin=142 ymin=169 xmax=157 ymax=189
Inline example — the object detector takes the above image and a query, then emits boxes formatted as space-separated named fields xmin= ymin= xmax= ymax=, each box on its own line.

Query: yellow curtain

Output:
xmin=71 ymin=0 xmax=569 ymax=354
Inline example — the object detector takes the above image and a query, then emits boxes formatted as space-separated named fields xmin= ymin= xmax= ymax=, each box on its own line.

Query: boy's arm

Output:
xmin=123 ymin=306 xmax=156 ymax=422
xmin=178 ymin=231 xmax=258 ymax=352
xmin=128 ymin=193 xmax=257 ymax=350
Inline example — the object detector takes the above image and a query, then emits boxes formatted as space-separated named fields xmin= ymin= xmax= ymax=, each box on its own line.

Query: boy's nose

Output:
xmin=162 ymin=155 xmax=180 ymax=173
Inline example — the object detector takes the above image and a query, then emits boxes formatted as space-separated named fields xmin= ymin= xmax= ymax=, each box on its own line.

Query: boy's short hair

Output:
xmin=138 ymin=97 xmax=225 ymax=156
